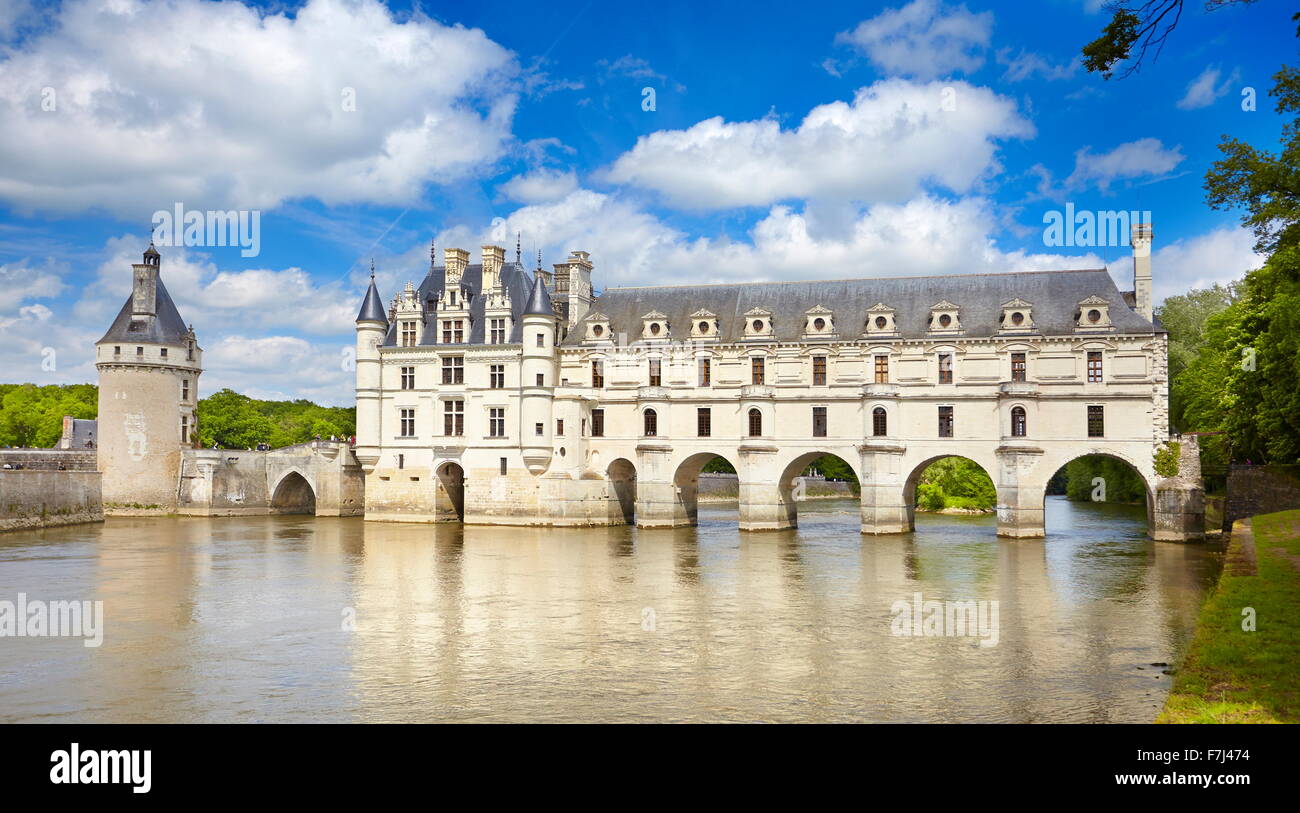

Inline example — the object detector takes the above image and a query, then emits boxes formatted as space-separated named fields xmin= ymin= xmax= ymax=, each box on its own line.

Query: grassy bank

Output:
xmin=1158 ymin=509 xmax=1300 ymax=723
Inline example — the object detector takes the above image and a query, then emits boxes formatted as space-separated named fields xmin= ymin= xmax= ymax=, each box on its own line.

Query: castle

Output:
xmin=353 ymin=226 xmax=1204 ymax=540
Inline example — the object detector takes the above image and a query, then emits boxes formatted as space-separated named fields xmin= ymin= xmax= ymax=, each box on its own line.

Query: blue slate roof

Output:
xmin=380 ymin=261 xmax=535 ymax=347
xmin=97 ymin=275 xmax=192 ymax=345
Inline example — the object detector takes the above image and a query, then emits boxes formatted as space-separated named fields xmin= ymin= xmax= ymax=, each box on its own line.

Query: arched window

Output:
xmin=1011 ymin=406 xmax=1027 ymax=438
xmin=644 ymin=409 xmax=657 ymax=437
xmin=747 ymin=408 xmax=762 ymax=437
xmin=872 ymin=407 xmax=887 ymax=437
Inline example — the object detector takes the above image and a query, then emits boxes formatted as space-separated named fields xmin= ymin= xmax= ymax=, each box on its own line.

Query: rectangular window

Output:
xmin=751 ymin=357 xmax=765 ymax=385
xmin=180 ymin=416 xmax=189 ymax=443
xmin=400 ymin=366 xmax=415 ymax=390
xmin=812 ymin=406 xmax=827 ymax=438
xmin=441 ymin=356 xmax=464 ymax=385
xmin=114 ymin=346 xmax=121 ymax=356
xmin=592 ymin=360 xmax=604 ymax=388
xmin=556 ymin=419 xmax=565 ymax=436
xmin=439 ymin=320 xmax=463 ymax=344
xmin=535 ymin=422 xmax=544 ymax=436
xmin=813 ymin=356 xmax=827 ymax=386
xmin=136 ymin=346 xmax=144 ymax=357
xmin=875 ymin=355 xmax=888 ymax=383
xmin=698 ymin=357 xmax=711 ymax=387
xmin=489 ymin=408 xmax=506 ymax=438
xmin=648 ymin=358 xmax=661 ymax=387
xmin=536 ymin=333 xmax=545 ymax=348
xmin=160 ymin=348 xmax=167 ymax=358
xmin=400 ymin=408 xmax=415 ymax=438
xmin=1011 ymin=352 xmax=1026 ymax=382
xmin=592 ymin=408 xmax=605 ymax=437
xmin=536 ymin=373 xmax=544 ymax=387
xmin=697 ymin=407 xmax=711 ymax=437
xmin=500 ymin=457 xmax=507 ymax=475
xmin=938 ymin=406 xmax=954 ymax=438
xmin=938 ymin=353 xmax=953 ymax=384
xmin=182 ymin=379 xmax=190 ymax=401
xmin=872 ymin=407 xmax=887 ymax=437
xmin=1087 ymin=405 xmax=1105 ymax=438
xmin=402 ymin=322 xmax=418 ymax=347
xmin=398 ymin=454 xmax=405 ymax=470
xmin=490 ymin=318 xmax=506 ymax=345
xmin=490 ymin=364 xmax=505 ymax=389
xmin=1087 ymin=351 xmax=1103 ymax=383
xmin=443 ymin=400 xmax=464 ymax=437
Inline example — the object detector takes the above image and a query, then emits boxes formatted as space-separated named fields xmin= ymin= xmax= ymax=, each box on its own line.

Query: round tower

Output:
xmin=95 ymin=242 xmax=202 ymax=511
xmin=520 ymin=273 xmax=557 ymax=474
xmin=354 ymin=263 xmax=388 ymax=473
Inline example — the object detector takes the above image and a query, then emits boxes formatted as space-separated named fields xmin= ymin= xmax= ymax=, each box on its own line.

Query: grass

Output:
xmin=1158 ymin=509 xmax=1300 ymax=723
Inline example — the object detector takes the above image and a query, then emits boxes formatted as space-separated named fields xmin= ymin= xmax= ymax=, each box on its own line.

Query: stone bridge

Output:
xmin=179 ymin=440 xmax=364 ymax=517
xmin=563 ymin=433 xmax=1203 ymax=541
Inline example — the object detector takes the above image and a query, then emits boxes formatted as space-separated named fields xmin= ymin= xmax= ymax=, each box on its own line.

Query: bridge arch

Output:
xmin=672 ymin=451 xmax=740 ymax=526
xmin=435 ymin=461 xmax=465 ymax=522
xmin=1041 ymin=450 xmax=1156 ymax=534
xmin=902 ymin=453 xmax=998 ymax=533
xmin=270 ymin=469 xmax=317 ymax=515
xmin=607 ymin=457 xmax=637 ymax=525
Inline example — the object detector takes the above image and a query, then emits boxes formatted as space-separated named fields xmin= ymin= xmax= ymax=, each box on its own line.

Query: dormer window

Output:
xmin=928 ymin=301 xmax=962 ymax=333
xmin=641 ymin=310 xmax=669 ymax=340
xmin=865 ymin=303 xmax=898 ymax=337
xmin=1075 ymin=296 xmax=1113 ymax=330
xmin=583 ymin=311 xmax=611 ymax=342
xmin=803 ymin=306 xmax=836 ymax=338
xmin=998 ymin=298 xmax=1035 ymax=333
xmin=690 ymin=308 xmax=718 ymax=339
xmin=744 ymin=307 xmax=773 ymax=339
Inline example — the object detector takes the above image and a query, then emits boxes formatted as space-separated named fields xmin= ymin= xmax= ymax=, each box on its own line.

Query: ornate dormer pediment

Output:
xmin=641 ymin=310 xmax=669 ymax=340
xmin=1075 ymin=296 xmax=1113 ymax=331
xmin=743 ymin=307 xmax=773 ymax=339
xmin=864 ymin=302 xmax=898 ymax=336
xmin=583 ymin=310 xmax=611 ymax=342
xmin=690 ymin=308 xmax=718 ymax=339
xmin=803 ymin=305 xmax=836 ymax=339
xmin=928 ymin=301 xmax=962 ymax=333
xmin=999 ymin=298 xmax=1035 ymax=332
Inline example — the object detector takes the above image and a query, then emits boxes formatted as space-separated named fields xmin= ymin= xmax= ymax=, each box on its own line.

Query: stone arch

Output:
xmin=270 ymin=469 xmax=316 ymax=515
xmin=759 ymin=449 xmax=863 ymax=531
xmin=607 ymin=457 xmax=637 ymax=525
xmin=902 ymin=453 xmax=998 ymax=532
xmin=1041 ymin=450 xmax=1156 ymax=534
xmin=435 ymin=461 xmax=465 ymax=522
xmin=672 ymin=451 xmax=740 ymax=526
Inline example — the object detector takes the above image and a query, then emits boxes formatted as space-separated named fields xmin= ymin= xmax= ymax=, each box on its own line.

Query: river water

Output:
xmin=0 ymin=496 xmax=1222 ymax=723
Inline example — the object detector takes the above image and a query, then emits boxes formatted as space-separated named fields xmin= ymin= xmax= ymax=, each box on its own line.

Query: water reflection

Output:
xmin=0 ymin=496 xmax=1222 ymax=723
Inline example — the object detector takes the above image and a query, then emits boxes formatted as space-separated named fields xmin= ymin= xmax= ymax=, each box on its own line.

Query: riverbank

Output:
xmin=1158 ymin=509 xmax=1300 ymax=723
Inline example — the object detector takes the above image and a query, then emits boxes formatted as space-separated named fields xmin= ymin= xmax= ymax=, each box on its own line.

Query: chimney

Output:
xmin=481 ymin=244 xmax=505 ymax=290
xmin=132 ymin=244 xmax=161 ymax=317
xmin=1131 ymin=222 xmax=1153 ymax=321
xmin=444 ymin=247 xmax=469 ymax=285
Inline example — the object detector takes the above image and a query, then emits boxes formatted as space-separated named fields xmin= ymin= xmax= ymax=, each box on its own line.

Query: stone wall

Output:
xmin=1226 ymin=464 xmax=1300 ymax=527
xmin=0 ymin=449 xmax=98 ymax=471
xmin=696 ymin=473 xmax=855 ymax=501
xmin=0 ymin=470 xmax=103 ymax=532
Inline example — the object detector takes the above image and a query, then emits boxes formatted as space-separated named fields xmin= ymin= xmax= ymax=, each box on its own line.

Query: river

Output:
xmin=0 ymin=496 xmax=1222 ymax=723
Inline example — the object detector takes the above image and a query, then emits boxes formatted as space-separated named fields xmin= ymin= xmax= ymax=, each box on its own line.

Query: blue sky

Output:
xmin=0 ymin=0 xmax=1292 ymax=404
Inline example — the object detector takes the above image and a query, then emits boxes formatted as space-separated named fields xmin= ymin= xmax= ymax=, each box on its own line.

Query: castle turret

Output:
xmin=95 ymin=241 xmax=202 ymax=510
xmin=1132 ymin=222 xmax=1153 ymax=321
xmin=354 ymin=266 xmax=388 ymax=472
xmin=520 ymin=273 xmax=557 ymax=474
xmin=552 ymin=250 xmax=594 ymax=330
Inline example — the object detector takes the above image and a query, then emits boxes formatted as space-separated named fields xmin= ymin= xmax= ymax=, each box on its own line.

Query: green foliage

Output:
xmin=806 ymin=454 xmax=858 ymax=486
xmin=1063 ymin=456 xmax=1148 ymax=503
xmin=701 ymin=456 xmax=735 ymax=474
xmin=914 ymin=457 xmax=996 ymax=511
xmin=0 ymin=384 xmax=97 ymax=447
xmin=1082 ymin=2 xmax=1260 ymax=80
xmin=1081 ymin=8 xmax=1141 ymax=79
xmin=195 ymin=389 xmax=355 ymax=449
xmin=1156 ymin=283 xmax=1239 ymax=432
xmin=1154 ymin=442 xmax=1181 ymax=478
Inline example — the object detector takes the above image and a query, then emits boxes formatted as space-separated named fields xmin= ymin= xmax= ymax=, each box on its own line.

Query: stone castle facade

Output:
xmin=354 ymin=225 xmax=1204 ymax=540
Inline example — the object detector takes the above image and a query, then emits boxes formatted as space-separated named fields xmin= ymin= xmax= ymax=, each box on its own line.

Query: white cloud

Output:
xmin=0 ymin=259 xmax=65 ymax=312
xmin=834 ymin=0 xmax=993 ymax=79
xmin=0 ymin=0 xmax=519 ymax=217
xmin=1107 ymin=226 xmax=1264 ymax=303
xmin=202 ymin=335 xmax=353 ymax=406
xmin=481 ymin=188 xmax=1103 ymax=289
xmin=1066 ymin=138 xmax=1185 ymax=191
xmin=1176 ymin=66 xmax=1239 ymax=110
xmin=499 ymin=168 xmax=579 ymax=203
xmin=996 ymin=48 xmax=1079 ymax=82
xmin=605 ymin=79 xmax=1033 ymax=209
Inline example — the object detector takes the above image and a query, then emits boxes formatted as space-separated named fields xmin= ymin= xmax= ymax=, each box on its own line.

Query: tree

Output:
xmin=1082 ymin=1 xmax=1259 ymax=79
xmin=1155 ymin=283 xmax=1239 ymax=431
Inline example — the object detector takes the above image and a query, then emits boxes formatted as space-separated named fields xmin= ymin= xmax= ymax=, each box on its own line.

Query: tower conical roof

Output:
xmin=523 ymin=272 xmax=554 ymax=316
xmin=357 ymin=273 xmax=387 ymax=324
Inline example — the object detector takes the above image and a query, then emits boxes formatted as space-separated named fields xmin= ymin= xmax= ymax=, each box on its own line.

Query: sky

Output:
xmin=0 ymin=0 xmax=1292 ymax=405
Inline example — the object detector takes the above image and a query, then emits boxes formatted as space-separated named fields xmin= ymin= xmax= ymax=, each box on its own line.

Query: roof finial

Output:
xmin=536 ymin=248 xmax=542 ymax=271
xmin=430 ymin=237 xmax=436 ymax=268
xmin=516 ymin=232 xmax=522 ymax=266
xmin=369 ymin=258 xmax=375 ymax=280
